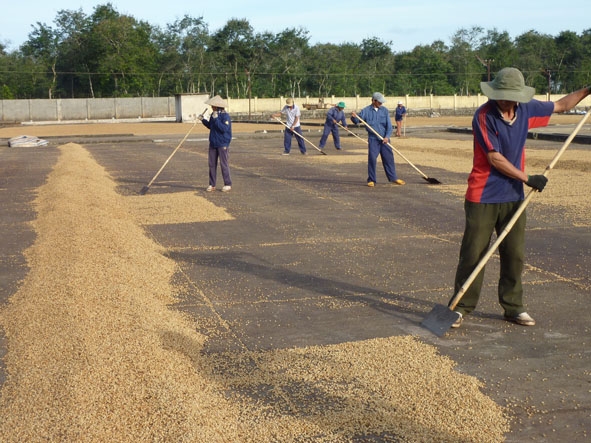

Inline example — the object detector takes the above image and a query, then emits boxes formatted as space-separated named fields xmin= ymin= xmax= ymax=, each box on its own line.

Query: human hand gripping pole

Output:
xmin=525 ymin=175 xmax=548 ymax=191
xmin=272 ymin=116 xmax=327 ymax=155
xmin=139 ymin=108 xmax=207 ymax=195
xmin=421 ymin=110 xmax=591 ymax=336
xmin=352 ymin=114 xmax=441 ymax=184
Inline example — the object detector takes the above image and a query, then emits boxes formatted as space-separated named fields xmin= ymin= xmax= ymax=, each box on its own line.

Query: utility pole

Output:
xmin=476 ymin=55 xmax=494 ymax=81
xmin=245 ymin=69 xmax=252 ymax=120
xmin=542 ymin=68 xmax=552 ymax=99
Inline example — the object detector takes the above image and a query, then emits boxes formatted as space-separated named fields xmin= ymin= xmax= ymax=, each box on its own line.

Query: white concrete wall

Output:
xmin=223 ymin=94 xmax=591 ymax=114
xmin=175 ymin=94 xmax=210 ymax=122
xmin=1 ymin=94 xmax=589 ymax=123
xmin=0 ymin=97 xmax=176 ymax=122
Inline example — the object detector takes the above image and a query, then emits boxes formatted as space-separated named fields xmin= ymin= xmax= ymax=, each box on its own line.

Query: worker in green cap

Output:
xmin=318 ymin=101 xmax=347 ymax=151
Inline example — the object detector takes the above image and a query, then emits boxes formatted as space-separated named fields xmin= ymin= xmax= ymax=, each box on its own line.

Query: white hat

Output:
xmin=205 ymin=95 xmax=227 ymax=108
xmin=398 ymin=101 xmax=403 ymax=105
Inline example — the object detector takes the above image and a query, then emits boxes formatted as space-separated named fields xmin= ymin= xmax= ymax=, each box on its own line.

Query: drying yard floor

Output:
xmin=0 ymin=114 xmax=590 ymax=441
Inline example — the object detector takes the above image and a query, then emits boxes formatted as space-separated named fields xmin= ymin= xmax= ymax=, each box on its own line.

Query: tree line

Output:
xmin=1 ymin=3 xmax=590 ymax=100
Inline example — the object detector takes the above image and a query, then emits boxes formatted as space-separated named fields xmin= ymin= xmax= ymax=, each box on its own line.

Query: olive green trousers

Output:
xmin=451 ymin=200 xmax=527 ymax=317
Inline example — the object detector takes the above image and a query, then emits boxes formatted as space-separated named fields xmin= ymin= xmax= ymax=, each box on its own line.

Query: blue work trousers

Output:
xmin=367 ymin=137 xmax=397 ymax=183
xmin=284 ymin=127 xmax=306 ymax=153
xmin=319 ymin=124 xmax=341 ymax=149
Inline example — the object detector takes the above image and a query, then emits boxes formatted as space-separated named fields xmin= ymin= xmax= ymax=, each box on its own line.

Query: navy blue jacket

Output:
xmin=202 ymin=111 xmax=232 ymax=147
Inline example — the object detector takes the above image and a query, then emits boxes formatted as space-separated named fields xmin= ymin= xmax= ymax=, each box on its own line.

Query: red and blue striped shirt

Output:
xmin=466 ymin=100 xmax=554 ymax=203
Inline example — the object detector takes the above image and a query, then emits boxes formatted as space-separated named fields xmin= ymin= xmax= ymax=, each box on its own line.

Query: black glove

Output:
xmin=525 ymin=175 xmax=548 ymax=192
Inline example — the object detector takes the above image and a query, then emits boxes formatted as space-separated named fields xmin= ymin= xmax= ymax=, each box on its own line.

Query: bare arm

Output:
xmin=487 ymin=151 xmax=529 ymax=183
xmin=553 ymin=86 xmax=591 ymax=114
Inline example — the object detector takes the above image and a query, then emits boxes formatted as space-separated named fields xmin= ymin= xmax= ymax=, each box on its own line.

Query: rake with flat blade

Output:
xmin=139 ymin=109 xmax=206 ymax=195
xmin=273 ymin=117 xmax=326 ymax=155
xmin=422 ymin=110 xmax=591 ymax=336
xmin=353 ymin=114 xmax=441 ymax=184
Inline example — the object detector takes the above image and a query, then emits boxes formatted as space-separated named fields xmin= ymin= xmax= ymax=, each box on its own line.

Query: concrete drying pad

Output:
xmin=1 ymin=124 xmax=590 ymax=441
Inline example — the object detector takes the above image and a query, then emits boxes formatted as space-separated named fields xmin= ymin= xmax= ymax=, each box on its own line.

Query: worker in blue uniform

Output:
xmin=351 ymin=92 xmax=405 ymax=187
xmin=319 ymin=101 xmax=347 ymax=151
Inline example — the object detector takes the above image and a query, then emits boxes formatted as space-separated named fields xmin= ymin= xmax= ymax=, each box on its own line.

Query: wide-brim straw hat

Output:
xmin=206 ymin=95 xmax=227 ymax=108
xmin=480 ymin=67 xmax=535 ymax=103
xmin=286 ymin=98 xmax=294 ymax=105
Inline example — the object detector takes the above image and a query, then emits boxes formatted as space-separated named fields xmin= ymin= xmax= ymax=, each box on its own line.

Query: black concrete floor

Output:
xmin=1 ymin=127 xmax=590 ymax=441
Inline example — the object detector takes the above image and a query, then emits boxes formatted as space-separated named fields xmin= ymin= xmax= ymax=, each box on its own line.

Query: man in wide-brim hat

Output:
xmin=200 ymin=95 xmax=233 ymax=192
xmin=205 ymin=95 xmax=228 ymax=108
xmin=449 ymin=67 xmax=591 ymax=330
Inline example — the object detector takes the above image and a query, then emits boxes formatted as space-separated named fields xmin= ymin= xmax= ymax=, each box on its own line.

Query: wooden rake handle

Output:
xmin=144 ymin=109 xmax=206 ymax=190
xmin=353 ymin=114 xmax=431 ymax=181
xmin=337 ymin=122 xmax=366 ymax=143
xmin=272 ymin=116 xmax=324 ymax=153
xmin=449 ymin=110 xmax=591 ymax=310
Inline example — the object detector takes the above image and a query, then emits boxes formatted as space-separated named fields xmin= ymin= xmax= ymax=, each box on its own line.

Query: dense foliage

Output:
xmin=1 ymin=3 xmax=590 ymax=99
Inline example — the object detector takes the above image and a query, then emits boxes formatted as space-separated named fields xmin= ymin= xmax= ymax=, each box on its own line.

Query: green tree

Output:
xmin=86 ymin=4 xmax=159 ymax=97
xmin=52 ymin=8 xmax=93 ymax=97
xmin=0 ymin=48 xmax=40 ymax=99
xmin=306 ymin=43 xmax=344 ymax=97
xmin=513 ymin=30 xmax=557 ymax=93
xmin=578 ymin=29 xmax=591 ymax=88
xmin=448 ymin=27 xmax=484 ymax=95
xmin=398 ymin=42 xmax=454 ymax=96
xmin=336 ymin=43 xmax=363 ymax=96
xmin=20 ymin=23 xmax=62 ymax=98
xmin=553 ymin=30 xmax=586 ymax=93
xmin=153 ymin=16 xmax=210 ymax=95
xmin=207 ymin=18 xmax=257 ymax=98
xmin=359 ymin=37 xmax=393 ymax=93
xmin=267 ymin=28 xmax=310 ymax=98
xmin=478 ymin=28 xmax=517 ymax=73
xmin=6 ymin=15 xmax=591 ymax=100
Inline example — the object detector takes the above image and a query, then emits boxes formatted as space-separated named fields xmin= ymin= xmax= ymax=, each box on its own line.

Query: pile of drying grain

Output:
xmin=0 ymin=143 xmax=245 ymax=441
xmin=0 ymin=142 xmax=509 ymax=441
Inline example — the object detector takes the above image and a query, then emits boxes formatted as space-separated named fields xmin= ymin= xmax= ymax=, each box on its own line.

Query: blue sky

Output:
xmin=1 ymin=0 xmax=589 ymax=53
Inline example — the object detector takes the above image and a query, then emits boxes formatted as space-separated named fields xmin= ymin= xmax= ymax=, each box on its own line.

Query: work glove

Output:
xmin=211 ymin=111 xmax=218 ymax=118
xmin=525 ymin=174 xmax=548 ymax=192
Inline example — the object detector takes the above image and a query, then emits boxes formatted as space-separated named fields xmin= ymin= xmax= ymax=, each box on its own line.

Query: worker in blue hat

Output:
xmin=318 ymin=101 xmax=348 ymax=151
